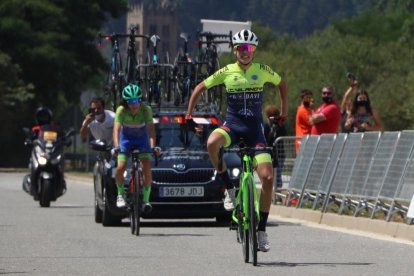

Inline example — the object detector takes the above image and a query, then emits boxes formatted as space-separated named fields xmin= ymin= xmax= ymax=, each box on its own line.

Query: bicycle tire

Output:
xmin=238 ymin=187 xmax=249 ymax=263
xmin=129 ymin=174 xmax=136 ymax=235
xmin=129 ymin=205 xmax=136 ymax=234
xmin=125 ymin=54 xmax=135 ymax=84
xmin=133 ymin=168 xmax=142 ymax=236
xmin=115 ymin=51 xmax=124 ymax=104
xmin=209 ymin=57 xmax=222 ymax=114
xmin=173 ymin=81 xmax=182 ymax=107
xmin=247 ymin=176 xmax=258 ymax=266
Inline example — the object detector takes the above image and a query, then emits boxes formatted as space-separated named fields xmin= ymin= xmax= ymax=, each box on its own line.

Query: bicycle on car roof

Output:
xmin=194 ymin=31 xmax=233 ymax=114
xmin=172 ymin=32 xmax=195 ymax=107
xmin=98 ymin=28 xmax=149 ymax=111
xmin=137 ymin=34 xmax=174 ymax=110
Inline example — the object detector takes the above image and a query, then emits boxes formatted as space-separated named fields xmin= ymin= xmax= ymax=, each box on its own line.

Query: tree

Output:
xmin=0 ymin=0 xmax=127 ymax=166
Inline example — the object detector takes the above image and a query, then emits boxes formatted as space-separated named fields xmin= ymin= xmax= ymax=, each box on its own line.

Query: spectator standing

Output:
xmin=344 ymin=90 xmax=383 ymax=132
xmin=264 ymin=105 xmax=287 ymax=190
xmin=80 ymin=97 xmax=115 ymax=144
xmin=340 ymin=77 xmax=358 ymax=132
xmin=310 ymin=86 xmax=341 ymax=135
xmin=295 ymin=89 xmax=314 ymax=152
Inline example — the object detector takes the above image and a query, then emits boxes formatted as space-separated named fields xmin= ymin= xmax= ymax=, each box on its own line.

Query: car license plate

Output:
xmin=159 ymin=186 xmax=204 ymax=197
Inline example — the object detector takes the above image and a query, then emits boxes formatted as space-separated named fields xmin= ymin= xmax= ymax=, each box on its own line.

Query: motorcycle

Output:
xmin=23 ymin=125 xmax=75 ymax=207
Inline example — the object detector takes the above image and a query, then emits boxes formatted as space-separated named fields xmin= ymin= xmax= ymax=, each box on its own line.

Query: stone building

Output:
xmin=127 ymin=0 xmax=177 ymax=62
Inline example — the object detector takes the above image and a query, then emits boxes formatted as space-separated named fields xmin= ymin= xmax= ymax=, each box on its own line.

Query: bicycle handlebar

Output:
xmin=218 ymin=145 xmax=274 ymax=171
xmin=197 ymin=31 xmax=232 ymax=40
xmin=98 ymin=33 xmax=149 ymax=40
xmin=136 ymin=63 xmax=174 ymax=69
xmin=223 ymin=146 xmax=274 ymax=153
xmin=97 ymin=32 xmax=150 ymax=48
xmin=131 ymin=147 xmax=160 ymax=167
xmin=197 ymin=40 xmax=232 ymax=45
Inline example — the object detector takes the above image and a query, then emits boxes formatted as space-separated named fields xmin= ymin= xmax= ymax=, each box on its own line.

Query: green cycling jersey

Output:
xmin=204 ymin=62 xmax=281 ymax=117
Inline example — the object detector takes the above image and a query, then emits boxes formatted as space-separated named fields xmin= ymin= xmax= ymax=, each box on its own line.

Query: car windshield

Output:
xmin=156 ymin=123 xmax=214 ymax=149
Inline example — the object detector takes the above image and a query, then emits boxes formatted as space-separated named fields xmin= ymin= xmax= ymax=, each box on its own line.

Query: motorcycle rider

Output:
xmin=30 ymin=107 xmax=54 ymax=140
xmin=23 ymin=107 xmax=65 ymax=196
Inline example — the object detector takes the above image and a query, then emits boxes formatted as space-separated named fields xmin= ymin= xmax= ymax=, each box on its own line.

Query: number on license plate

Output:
xmin=160 ymin=186 xmax=204 ymax=197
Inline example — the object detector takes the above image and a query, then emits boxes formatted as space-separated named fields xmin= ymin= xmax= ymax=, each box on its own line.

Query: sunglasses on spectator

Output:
xmin=322 ymin=90 xmax=333 ymax=95
xmin=127 ymin=98 xmax=140 ymax=105
xmin=234 ymin=44 xmax=256 ymax=53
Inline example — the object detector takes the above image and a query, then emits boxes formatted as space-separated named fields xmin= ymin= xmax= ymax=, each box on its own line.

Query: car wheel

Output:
xmin=94 ymin=193 xmax=103 ymax=223
xmin=102 ymin=186 xmax=121 ymax=226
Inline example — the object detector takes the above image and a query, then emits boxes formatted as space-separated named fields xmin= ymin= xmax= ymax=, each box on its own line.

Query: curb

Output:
xmin=270 ymin=205 xmax=414 ymax=242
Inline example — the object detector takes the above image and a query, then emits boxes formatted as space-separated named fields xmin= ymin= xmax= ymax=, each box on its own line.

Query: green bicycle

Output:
xmin=219 ymin=143 xmax=273 ymax=266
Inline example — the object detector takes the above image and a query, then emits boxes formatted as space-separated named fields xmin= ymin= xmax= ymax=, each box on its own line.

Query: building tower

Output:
xmin=127 ymin=0 xmax=177 ymax=62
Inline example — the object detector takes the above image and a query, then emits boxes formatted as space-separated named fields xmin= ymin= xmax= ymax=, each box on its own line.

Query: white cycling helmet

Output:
xmin=232 ymin=29 xmax=259 ymax=46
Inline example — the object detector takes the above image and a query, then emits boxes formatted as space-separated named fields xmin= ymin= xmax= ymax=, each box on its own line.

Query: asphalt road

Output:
xmin=1 ymin=172 xmax=414 ymax=276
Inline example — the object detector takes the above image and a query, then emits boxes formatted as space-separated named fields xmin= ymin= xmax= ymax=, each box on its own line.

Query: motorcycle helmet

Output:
xmin=232 ymin=29 xmax=259 ymax=46
xmin=122 ymin=83 xmax=143 ymax=101
xmin=35 ymin=107 xmax=53 ymax=126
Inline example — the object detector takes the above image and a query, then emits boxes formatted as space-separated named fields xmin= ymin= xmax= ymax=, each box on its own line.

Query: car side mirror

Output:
xmin=65 ymin=129 xmax=76 ymax=137
xmin=89 ymin=139 xmax=109 ymax=152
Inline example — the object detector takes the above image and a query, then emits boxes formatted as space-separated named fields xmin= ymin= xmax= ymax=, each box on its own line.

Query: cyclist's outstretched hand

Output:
xmin=111 ymin=146 xmax=120 ymax=157
xmin=185 ymin=114 xmax=197 ymax=131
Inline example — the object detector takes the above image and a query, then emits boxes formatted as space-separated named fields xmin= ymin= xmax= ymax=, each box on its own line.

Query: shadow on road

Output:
xmin=258 ymin=261 xmax=374 ymax=267
xmin=120 ymin=220 xmax=228 ymax=228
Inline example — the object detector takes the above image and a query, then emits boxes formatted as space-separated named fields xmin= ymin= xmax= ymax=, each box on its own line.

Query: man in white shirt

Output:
xmin=80 ymin=97 xmax=115 ymax=144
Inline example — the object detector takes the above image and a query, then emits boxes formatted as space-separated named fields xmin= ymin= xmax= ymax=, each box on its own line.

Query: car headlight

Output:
xmin=35 ymin=146 xmax=47 ymax=166
xmin=38 ymin=156 xmax=47 ymax=166
xmin=230 ymin=168 xmax=240 ymax=178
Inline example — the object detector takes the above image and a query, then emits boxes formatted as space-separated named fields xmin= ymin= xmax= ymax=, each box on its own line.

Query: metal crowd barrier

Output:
xmin=274 ymin=132 xmax=414 ymax=225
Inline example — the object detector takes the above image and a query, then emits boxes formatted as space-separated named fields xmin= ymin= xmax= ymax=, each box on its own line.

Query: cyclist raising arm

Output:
xmin=112 ymin=84 xmax=157 ymax=212
xmin=186 ymin=29 xmax=287 ymax=252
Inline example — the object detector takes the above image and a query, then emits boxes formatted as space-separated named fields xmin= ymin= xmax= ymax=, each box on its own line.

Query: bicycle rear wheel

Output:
xmin=237 ymin=189 xmax=249 ymax=263
xmin=248 ymin=176 xmax=258 ymax=266
xmin=133 ymin=169 xmax=142 ymax=236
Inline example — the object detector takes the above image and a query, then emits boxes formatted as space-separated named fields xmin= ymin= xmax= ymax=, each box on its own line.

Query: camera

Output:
xmin=268 ymin=115 xmax=280 ymax=125
xmin=346 ymin=72 xmax=356 ymax=81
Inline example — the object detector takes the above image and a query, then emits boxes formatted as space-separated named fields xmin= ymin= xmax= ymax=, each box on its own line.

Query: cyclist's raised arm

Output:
xmin=186 ymin=81 xmax=206 ymax=115
xmin=278 ymin=80 xmax=288 ymax=120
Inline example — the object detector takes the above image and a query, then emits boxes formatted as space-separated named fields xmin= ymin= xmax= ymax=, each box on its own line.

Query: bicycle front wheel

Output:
xmin=237 ymin=189 xmax=249 ymax=263
xmin=248 ymin=176 xmax=258 ymax=266
xmin=133 ymin=169 xmax=142 ymax=236
xmin=129 ymin=179 xmax=136 ymax=235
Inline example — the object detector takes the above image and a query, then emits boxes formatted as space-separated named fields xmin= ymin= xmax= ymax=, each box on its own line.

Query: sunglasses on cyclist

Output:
xmin=127 ymin=98 xmax=140 ymax=105
xmin=235 ymin=44 xmax=256 ymax=53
